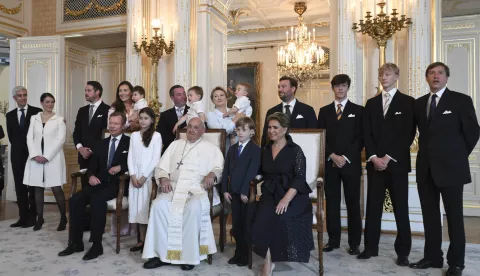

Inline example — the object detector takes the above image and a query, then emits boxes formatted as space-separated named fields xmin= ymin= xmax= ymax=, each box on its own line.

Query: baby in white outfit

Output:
xmin=173 ymin=86 xmax=206 ymax=133
xmin=224 ymin=83 xmax=253 ymax=118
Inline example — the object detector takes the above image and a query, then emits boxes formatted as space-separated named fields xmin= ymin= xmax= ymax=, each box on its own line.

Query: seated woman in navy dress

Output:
xmin=252 ymin=112 xmax=314 ymax=276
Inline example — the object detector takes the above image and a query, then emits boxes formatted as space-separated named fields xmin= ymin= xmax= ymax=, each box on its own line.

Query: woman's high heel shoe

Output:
xmin=57 ymin=216 xmax=67 ymax=231
xmin=33 ymin=217 xmax=44 ymax=231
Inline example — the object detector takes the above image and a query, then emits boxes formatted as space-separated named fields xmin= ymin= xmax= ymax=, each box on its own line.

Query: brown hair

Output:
xmin=110 ymin=111 xmax=127 ymax=125
xmin=133 ymin=85 xmax=145 ymax=96
xmin=210 ymin=86 xmax=228 ymax=102
xmin=138 ymin=107 xmax=156 ymax=147
xmin=267 ymin=112 xmax=290 ymax=132
xmin=236 ymin=82 xmax=251 ymax=95
xmin=425 ymin=62 xmax=450 ymax=77
xmin=235 ymin=116 xmax=256 ymax=132
xmin=169 ymin=85 xmax=184 ymax=97
xmin=188 ymin=86 xmax=204 ymax=100
xmin=378 ymin=63 xmax=400 ymax=76
xmin=279 ymin=76 xmax=298 ymax=93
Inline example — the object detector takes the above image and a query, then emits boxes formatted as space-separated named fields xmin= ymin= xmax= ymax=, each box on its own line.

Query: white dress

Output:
xmin=127 ymin=131 xmax=162 ymax=224
xmin=23 ymin=113 xmax=66 ymax=187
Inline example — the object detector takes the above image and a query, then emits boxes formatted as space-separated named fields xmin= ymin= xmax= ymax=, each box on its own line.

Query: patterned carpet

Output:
xmin=0 ymin=213 xmax=479 ymax=276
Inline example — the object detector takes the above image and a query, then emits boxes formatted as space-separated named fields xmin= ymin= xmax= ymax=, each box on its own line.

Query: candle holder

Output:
xmin=0 ymin=100 xmax=8 ymax=116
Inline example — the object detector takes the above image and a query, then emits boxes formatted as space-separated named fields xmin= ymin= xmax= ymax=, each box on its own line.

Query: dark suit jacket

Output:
xmin=363 ymin=90 xmax=416 ymax=173
xmin=156 ymin=106 xmax=189 ymax=154
xmin=72 ymin=102 xmax=110 ymax=168
xmin=261 ymin=100 xmax=317 ymax=146
xmin=6 ymin=105 xmax=42 ymax=166
xmin=318 ymin=101 xmax=364 ymax=175
xmin=222 ymin=141 xmax=261 ymax=196
xmin=86 ymin=135 xmax=130 ymax=194
xmin=415 ymin=89 xmax=480 ymax=187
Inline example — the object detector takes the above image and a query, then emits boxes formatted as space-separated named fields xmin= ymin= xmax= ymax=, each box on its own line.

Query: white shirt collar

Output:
xmin=238 ymin=139 xmax=250 ymax=147
xmin=430 ymin=86 xmax=447 ymax=99
xmin=282 ymin=98 xmax=296 ymax=108
xmin=175 ymin=105 xmax=186 ymax=111
xmin=214 ymin=107 xmax=229 ymax=116
xmin=17 ymin=105 xmax=28 ymax=111
xmin=334 ymin=98 xmax=348 ymax=108
xmin=90 ymin=99 xmax=102 ymax=108
xmin=110 ymin=134 xmax=122 ymax=142
xmin=382 ymin=88 xmax=397 ymax=98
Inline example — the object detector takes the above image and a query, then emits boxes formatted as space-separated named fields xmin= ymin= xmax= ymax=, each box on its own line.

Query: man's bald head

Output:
xmin=186 ymin=117 xmax=205 ymax=142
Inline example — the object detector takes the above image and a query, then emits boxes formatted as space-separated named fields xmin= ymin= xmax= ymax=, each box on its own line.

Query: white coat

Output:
xmin=23 ymin=113 xmax=66 ymax=187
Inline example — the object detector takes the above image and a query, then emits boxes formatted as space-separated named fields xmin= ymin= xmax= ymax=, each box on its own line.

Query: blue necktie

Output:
xmin=237 ymin=144 xmax=243 ymax=157
xmin=428 ymin=94 xmax=437 ymax=123
xmin=19 ymin=108 xmax=25 ymax=130
xmin=107 ymin=137 xmax=117 ymax=168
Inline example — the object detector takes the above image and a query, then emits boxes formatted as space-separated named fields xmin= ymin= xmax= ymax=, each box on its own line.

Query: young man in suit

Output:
xmin=261 ymin=76 xmax=317 ymax=147
xmin=359 ymin=63 xmax=416 ymax=266
xmin=222 ymin=117 xmax=261 ymax=267
xmin=410 ymin=62 xmax=479 ymax=276
xmin=6 ymin=86 xmax=42 ymax=228
xmin=59 ymin=112 xmax=130 ymax=261
xmin=73 ymin=81 xmax=110 ymax=186
xmin=318 ymin=74 xmax=364 ymax=255
xmin=156 ymin=85 xmax=188 ymax=154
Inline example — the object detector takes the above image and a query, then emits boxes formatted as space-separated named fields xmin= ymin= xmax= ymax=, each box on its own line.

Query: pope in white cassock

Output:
xmin=142 ymin=117 xmax=224 ymax=271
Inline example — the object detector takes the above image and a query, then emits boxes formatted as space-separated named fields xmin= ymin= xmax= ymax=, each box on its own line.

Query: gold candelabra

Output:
xmin=352 ymin=1 xmax=412 ymax=91
xmin=0 ymin=100 xmax=8 ymax=116
xmin=133 ymin=25 xmax=175 ymax=121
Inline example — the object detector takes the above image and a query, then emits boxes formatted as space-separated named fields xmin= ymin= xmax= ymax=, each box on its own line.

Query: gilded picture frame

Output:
xmin=227 ymin=62 xmax=261 ymax=144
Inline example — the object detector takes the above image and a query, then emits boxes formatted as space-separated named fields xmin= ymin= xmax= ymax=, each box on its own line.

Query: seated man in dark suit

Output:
xmin=156 ymin=85 xmax=188 ymax=154
xmin=58 ymin=112 xmax=130 ymax=260
xmin=261 ymin=76 xmax=317 ymax=147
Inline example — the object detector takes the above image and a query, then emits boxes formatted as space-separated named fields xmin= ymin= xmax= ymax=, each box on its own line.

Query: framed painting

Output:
xmin=227 ymin=62 xmax=261 ymax=144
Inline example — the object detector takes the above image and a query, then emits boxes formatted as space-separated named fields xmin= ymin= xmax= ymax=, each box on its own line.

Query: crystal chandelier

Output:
xmin=277 ymin=2 xmax=328 ymax=86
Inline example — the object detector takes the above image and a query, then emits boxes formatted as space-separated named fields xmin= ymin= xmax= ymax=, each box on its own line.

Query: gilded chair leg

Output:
xmin=116 ymin=213 xmax=121 ymax=254
xmin=208 ymin=254 xmax=212 ymax=265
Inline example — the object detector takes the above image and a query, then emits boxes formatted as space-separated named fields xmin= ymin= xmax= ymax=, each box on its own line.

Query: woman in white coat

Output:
xmin=23 ymin=93 xmax=66 ymax=231
xmin=127 ymin=107 xmax=162 ymax=252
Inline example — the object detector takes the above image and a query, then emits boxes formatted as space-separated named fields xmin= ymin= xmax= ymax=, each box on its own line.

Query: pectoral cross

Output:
xmin=176 ymin=160 xmax=183 ymax=169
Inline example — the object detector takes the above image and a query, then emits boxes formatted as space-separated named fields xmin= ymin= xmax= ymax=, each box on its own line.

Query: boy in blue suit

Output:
xmin=222 ymin=117 xmax=261 ymax=267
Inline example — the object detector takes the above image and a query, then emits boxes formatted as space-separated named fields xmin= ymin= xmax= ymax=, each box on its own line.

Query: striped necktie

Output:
xmin=336 ymin=104 xmax=342 ymax=120
xmin=383 ymin=93 xmax=391 ymax=117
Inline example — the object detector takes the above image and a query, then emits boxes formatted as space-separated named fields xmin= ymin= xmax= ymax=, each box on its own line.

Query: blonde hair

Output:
xmin=378 ymin=63 xmax=400 ymax=76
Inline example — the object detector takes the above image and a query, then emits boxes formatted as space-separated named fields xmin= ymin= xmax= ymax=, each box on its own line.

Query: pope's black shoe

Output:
xmin=180 ymin=264 xmax=195 ymax=271
xmin=143 ymin=257 xmax=170 ymax=269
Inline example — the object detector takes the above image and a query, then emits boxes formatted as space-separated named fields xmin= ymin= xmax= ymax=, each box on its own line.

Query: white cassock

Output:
xmin=142 ymin=137 xmax=224 ymax=265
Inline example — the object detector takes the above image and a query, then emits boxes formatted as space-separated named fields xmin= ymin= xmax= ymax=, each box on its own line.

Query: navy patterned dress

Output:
xmin=251 ymin=135 xmax=314 ymax=262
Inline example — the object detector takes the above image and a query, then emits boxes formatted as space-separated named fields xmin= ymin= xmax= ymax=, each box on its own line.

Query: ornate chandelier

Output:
xmin=277 ymin=2 xmax=328 ymax=86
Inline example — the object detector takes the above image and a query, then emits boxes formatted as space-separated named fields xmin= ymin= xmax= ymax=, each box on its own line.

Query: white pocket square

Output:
xmin=97 ymin=115 xmax=103 ymax=117
xmin=122 ymin=150 xmax=128 ymax=153
xmin=395 ymin=112 xmax=402 ymax=115
xmin=443 ymin=110 xmax=452 ymax=114
xmin=348 ymin=114 xmax=355 ymax=118
xmin=296 ymin=114 xmax=304 ymax=119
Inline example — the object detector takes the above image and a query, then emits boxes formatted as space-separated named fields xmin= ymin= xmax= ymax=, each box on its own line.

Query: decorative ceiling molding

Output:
xmin=228 ymin=7 xmax=250 ymax=26
xmin=0 ymin=2 xmax=22 ymax=15
xmin=228 ymin=22 xmax=329 ymax=35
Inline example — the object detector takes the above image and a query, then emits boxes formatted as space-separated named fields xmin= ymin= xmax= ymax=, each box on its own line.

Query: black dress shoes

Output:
xmin=82 ymin=244 xmax=103 ymax=261
xmin=33 ymin=218 xmax=44 ymax=231
xmin=21 ymin=219 xmax=36 ymax=228
xmin=58 ymin=243 xmax=85 ymax=256
xmin=129 ymin=242 xmax=144 ymax=252
xmin=143 ymin=257 xmax=170 ymax=269
xmin=347 ymin=247 xmax=360 ymax=255
xmin=409 ymin=258 xmax=443 ymax=269
xmin=10 ymin=220 xmax=24 ymax=227
xmin=396 ymin=256 xmax=410 ymax=266
xmin=236 ymin=258 xmax=248 ymax=267
xmin=180 ymin=264 xmax=195 ymax=271
xmin=446 ymin=266 xmax=463 ymax=276
xmin=323 ymin=244 xmax=340 ymax=252
xmin=357 ymin=250 xmax=378 ymax=259
xmin=228 ymin=256 xmax=239 ymax=264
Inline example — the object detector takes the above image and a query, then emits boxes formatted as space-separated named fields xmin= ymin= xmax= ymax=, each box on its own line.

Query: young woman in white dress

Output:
xmin=127 ymin=107 xmax=162 ymax=252
xmin=23 ymin=93 xmax=67 ymax=231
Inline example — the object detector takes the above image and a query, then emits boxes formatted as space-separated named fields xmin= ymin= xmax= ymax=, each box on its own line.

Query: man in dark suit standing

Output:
xmin=59 ymin=112 xmax=130 ymax=260
xmin=156 ymin=85 xmax=188 ymax=154
xmin=261 ymin=76 xmax=317 ymax=146
xmin=318 ymin=74 xmax=363 ymax=255
xmin=409 ymin=62 xmax=479 ymax=276
xmin=6 ymin=86 xmax=42 ymax=228
xmin=73 ymin=81 xmax=110 ymax=185
xmin=359 ymin=63 xmax=416 ymax=267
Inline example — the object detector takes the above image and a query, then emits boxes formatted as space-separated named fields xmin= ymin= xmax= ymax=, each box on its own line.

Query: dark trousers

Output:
xmin=69 ymin=184 xmax=116 ymax=244
xmin=231 ymin=193 xmax=248 ymax=259
xmin=364 ymin=169 xmax=411 ymax=257
xmin=324 ymin=166 xmax=362 ymax=248
xmin=12 ymin=158 xmax=36 ymax=221
xmin=417 ymin=169 xmax=465 ymax=267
